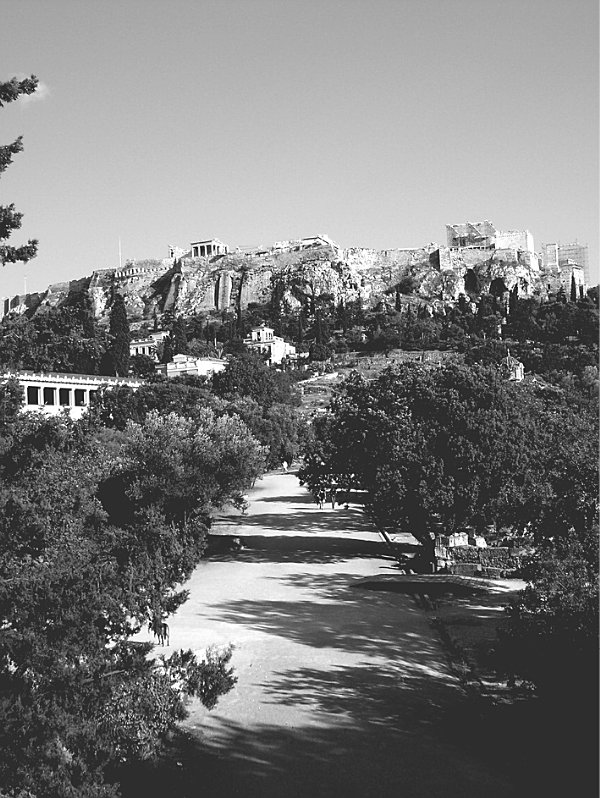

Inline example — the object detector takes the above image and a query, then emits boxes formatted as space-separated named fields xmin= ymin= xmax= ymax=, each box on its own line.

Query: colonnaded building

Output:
xmin=0 ymin=371 xmax=142 ymax=419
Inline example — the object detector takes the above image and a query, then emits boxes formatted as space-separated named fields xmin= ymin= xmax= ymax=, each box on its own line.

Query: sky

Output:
xmin=1 ymin=0 xmax=598 ymax=298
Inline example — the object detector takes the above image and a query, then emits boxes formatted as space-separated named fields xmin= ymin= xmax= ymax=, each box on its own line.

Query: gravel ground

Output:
xmin=129 ymin=473 xmax=526 ymax=798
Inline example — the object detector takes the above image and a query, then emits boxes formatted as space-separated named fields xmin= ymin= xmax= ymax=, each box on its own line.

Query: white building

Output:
xmin=168 ymin=238 xmax=229 ymax=260
xmin=0 ymin=371 xmax=143 ymax=419
xmin=190 ymin=238 xmax=228 ymax=258
xmin=130 ymin=331 xmax=169 ymax=361
xmin=243 ymin=325 xmax=297 ymax=365
xmin=130 ymin=338 xmax=156 ymax=359
xmin=155 ymin=354 xmax=227 ymax=379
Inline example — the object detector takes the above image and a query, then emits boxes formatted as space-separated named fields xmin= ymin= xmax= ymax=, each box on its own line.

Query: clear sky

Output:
xmin=1 ymin=0 xmax=598 ymax=298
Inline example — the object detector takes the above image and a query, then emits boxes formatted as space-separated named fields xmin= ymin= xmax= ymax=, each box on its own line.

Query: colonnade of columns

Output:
xmin=1 ymin=372 xmax=143 ymax=420
xmin=25 ymin=384 xmax=98 ymax=410
xmin=131 ymin=343 xmax=156 ymax=357
xmin=191 ymin=242 xmax=226 ymax=258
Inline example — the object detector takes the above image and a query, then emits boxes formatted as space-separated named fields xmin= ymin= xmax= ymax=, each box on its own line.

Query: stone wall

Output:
xmin=437 ymin=545 xmax=524 ymax=577
xmin=495 ymin=229 xmax=534 ymax=252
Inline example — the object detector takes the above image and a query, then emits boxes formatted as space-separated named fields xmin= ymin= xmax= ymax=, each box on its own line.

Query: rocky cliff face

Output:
xmin=4 ymin=238 xmax=557 ymax=325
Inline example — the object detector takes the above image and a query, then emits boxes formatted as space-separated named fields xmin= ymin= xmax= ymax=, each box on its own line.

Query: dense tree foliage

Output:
xmin=91 ymin=355 xmax=303 ymax=470
xmin=0 ymin=404 xmax=264 ymax=796
xmin=211 ymin=352 xmax=300 ymax=408
xmin=210 ymin=354 xmax=303 ymax=467
xmin=220 ymin=396 xmax=301 ymax=470
xmin=90 ymin=376 xmax=214 ymax=430
xmin=0 ymin=377 xmax=23 ymax=420
xmin=1 ymin=76 xmax=39 ymax=266
xmin=300 ymin=363 xmax=597 ymax=546
xmin=0 ymin=305 xmax=106 ymax=374
xmin=128 ymin=353 xmax=157 ymax=378
xmin=299 ymin=359 xmax=598 ymax=701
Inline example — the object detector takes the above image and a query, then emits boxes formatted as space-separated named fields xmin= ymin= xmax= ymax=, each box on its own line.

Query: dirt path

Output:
xmin=135 ymin=473 xmax=520 ymax=797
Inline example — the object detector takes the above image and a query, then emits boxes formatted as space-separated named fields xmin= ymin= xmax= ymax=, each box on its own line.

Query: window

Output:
xmin=59 ymin=388 xmax=71 ymax=406
xmin=74 ymin=389 xmax=86 ymax=406
xmin=27 ymin=386 xmax=40 ymax=405
xmin=43 ymin=387 xmax=56 ymax=405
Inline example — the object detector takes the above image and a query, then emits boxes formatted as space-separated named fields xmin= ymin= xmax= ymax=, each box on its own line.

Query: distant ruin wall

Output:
xmin=2 ymin=234 xmax=560 ymax=326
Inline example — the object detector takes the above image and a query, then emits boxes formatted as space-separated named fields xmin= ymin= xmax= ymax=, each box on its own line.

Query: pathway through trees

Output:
xmin=127 ymin=473 xmax=520 ymax=798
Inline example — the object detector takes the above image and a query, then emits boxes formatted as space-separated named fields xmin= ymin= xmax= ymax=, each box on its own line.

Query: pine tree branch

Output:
xmin=0 ymin=75 xmax=40 ymax=267
xmin=0 ymin=76 xmax=38 ymax=107
xmin=0 ymin=138 xmax=24 ymax=175
xmin=0 ymin=240 xmax=39 ymax=265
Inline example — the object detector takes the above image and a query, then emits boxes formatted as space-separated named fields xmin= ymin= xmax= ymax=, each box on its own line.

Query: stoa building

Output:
xmin=0 ymin=371 xmax=143 ymax=419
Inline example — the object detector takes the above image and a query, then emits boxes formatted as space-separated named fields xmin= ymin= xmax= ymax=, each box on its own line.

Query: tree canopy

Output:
xmin=211 ymin=351 xmax=300 ymax=408
xmin=0 ymin=304 xmax=105 ymax=374
xmin=0 ymin=407 xmax=264 ymax=796
xmin=90 ymin=361 xmax=303 ymax=471
xmin=299 ymin=360 xmax=598 ymax=703
xmin=1 ymin=75 xmax=39 ymax=266
xmin=299 ymin=363 xmax=598 ymax=548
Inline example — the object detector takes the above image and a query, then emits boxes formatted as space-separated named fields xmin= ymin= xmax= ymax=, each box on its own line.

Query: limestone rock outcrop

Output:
xmin=3 ymin=235 xmax=561 ymax=325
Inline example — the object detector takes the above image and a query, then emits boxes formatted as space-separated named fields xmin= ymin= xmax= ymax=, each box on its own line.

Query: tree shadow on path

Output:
xmin=202 ymin=569 xmax=437 ymax=660
xmin=205 ymin=538 xmax=391 ymax=560
xmin=118 ymin=710 xmax=525 ymax=798
xmin=216 ymin=508 xmax=375 ymax=535
xmin=118 ymin=570 xmax=551 ymax=798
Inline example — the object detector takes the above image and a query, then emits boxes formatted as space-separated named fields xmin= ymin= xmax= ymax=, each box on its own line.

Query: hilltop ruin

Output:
xmin=1 ymin=223 xmax=586 ymax=325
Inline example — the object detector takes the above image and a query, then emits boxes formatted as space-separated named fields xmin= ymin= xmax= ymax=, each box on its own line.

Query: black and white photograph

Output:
xmin=1 ymin=1 xmax=598 ymax=796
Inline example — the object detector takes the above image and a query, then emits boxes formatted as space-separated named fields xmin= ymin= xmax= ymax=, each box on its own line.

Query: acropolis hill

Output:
xmin=1 ymin=223 xmax=586 ymax=324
